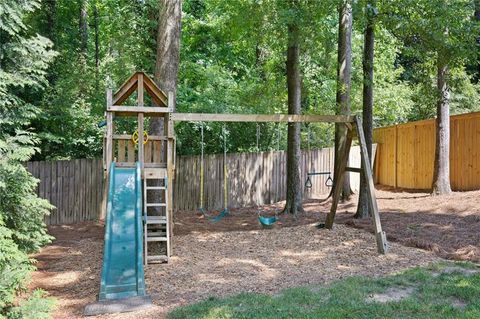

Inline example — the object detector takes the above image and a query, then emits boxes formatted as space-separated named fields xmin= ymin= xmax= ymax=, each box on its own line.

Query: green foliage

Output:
xmin=7 ymin=290 xmax=55 ymax=319
xmin=0 ymin=133 xmax=54 ymax=253
xmin=0 ymin=0 xmax=56 ymax=132
xmin=0 ymin=1 xmax=55 ymax=317
xmin=19 ymin=0 xmax=479 ymax=158
xmin=0 ymin=135 xmax=55 ymax=318
xmin=382 ymin=0 xmax=480 ymax=120
xmin=0 ymin=220 xmax=32 ymax=312
xmin=167 ymin=262 xmax=480 ymax=319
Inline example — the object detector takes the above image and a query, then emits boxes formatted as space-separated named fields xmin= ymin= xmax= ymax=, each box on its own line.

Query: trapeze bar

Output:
xmin=307 ymin=172 xmax=331 ymax=176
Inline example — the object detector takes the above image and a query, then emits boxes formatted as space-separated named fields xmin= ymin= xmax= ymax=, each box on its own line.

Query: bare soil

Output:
xmin=30 ymin=187 xmax=480 ymax=319
xmin=366 ymin=286 xmax=415 ymax=303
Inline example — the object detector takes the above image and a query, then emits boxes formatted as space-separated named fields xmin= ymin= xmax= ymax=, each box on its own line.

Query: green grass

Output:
xmin=167 ymin=262 xmax=480 ymax=319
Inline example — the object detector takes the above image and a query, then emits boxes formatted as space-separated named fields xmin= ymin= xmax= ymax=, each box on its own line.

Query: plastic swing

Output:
xmin=253 ymin=124 xmax=279 ymax=228
xmin=211 ymin=125 xmax=229 ymax=222
xmin=258 ymin=214 xmax=277 ymax=227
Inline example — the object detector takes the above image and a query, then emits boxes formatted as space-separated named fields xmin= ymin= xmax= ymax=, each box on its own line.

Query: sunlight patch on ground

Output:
xmin=36 ymin=271 xmax=84 ymax=287
xmin=217 ymin=258 xmax=279 ymax=279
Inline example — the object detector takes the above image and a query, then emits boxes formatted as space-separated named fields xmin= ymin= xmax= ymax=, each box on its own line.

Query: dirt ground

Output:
xmin=30 ymin=187 xmax=480 ymax=319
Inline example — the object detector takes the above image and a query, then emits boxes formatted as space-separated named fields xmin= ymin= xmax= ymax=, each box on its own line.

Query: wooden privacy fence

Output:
xmin=26 ymin=159 xmax=105 ymax=225
xmin=174 ymin=148 xmax=335 ymax=211
xmin=27 ymin=146 xmax=364 ymax=225
xmin=373 ymin=111 xmax=480 ymax=191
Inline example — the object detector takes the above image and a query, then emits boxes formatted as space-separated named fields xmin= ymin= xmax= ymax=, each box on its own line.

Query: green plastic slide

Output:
xmin=99 ymin=162 xmax=146 ymax=300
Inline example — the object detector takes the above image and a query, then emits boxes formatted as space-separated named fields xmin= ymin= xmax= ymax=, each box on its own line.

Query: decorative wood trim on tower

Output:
xmin=111 ymin=72 xmax=168 ymax=107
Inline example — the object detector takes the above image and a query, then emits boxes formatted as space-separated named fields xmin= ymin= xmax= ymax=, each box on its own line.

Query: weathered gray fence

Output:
xmin=26 ymin=159 xmax=105 ymax=225
xmin=174 ymin=148 xmax=335 ymax=211
xmin=27 ymin=146 xmax=366 ymax=225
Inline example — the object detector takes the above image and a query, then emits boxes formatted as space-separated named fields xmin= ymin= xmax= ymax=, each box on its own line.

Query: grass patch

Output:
xmin=167 ymin=262 xmax=480 ymax=319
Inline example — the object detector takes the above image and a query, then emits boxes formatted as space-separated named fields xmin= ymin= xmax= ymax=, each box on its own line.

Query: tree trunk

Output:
xmin=44 ymin=0 xmax=56 ymax=42
xmin=432 ymin=56 xmax=452 ymax=195
xmin=283 ymin=14 xmax=303 ymax=216
xmin=94 ymin=4 xmax=100 ymax=90
xmin=335 ymin=0 xmax=353 ymax=201
xmin=43 ymin=0 xmax=57 ymax=84
xmin=150 ymin=0 xmax=182 ymax=134
xmin=94 ymin=5 xmax=99 ymax=69
xmin=355 ymin=1 xmax=376 ymax=219
xmin=79 ymin=0 xmax=88 ymax=57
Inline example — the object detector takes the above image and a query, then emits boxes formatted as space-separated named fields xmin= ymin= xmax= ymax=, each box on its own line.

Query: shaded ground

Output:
xmin=32 ymin=225 xmax=438 ymax=319
xmin=30 ymin=187 xmax=480 ymax=318
xmin=177 ymin=186 xmax=480 ymax=262
xmin=338 ymin=187 xmax=480 ymax=262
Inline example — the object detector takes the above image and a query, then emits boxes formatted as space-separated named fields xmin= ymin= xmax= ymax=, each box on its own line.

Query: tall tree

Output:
xmin=44 ymin=0 xmax=56 ymax=42
xmin=283 ymin=0 xmax=303 ymax=216
xmin=384 ymin=0 xmax=477 ymax=195
xmin=355 ymin=0 xmax=377 ymax=218
xmin=79 ymin=0 xmax=88 ymax=57
xmin=150 ymin=0 xmax=182 ymax=134
xmin=92 ymin=2 xmax=100 ymax=92
xmin=93 ymin=3 xmax=99 ymax=71
xmin=335 ymin=0 xmax=353 ymax=200
xmin=432 ymin=52 xmax=452 ymax=194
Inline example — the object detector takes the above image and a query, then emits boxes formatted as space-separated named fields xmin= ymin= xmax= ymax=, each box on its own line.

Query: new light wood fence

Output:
xmin=27 ymin=146 xmax=365 ymax=225
xmin=373 ymin=111 xmax=480 ymax=191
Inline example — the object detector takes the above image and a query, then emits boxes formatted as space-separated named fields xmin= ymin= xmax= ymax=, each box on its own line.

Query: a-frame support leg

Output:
xmin=354 ymin=115 xmax=388 ymax=254
xmin=325 ymin=123 xmax=352 ymax=229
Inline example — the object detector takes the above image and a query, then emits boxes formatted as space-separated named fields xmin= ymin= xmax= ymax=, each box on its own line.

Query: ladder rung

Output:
xmin=147 ymin=231 xmax=166 ymax=236
xmin=147 ymin=255 xmax=168 ymax=262
xmin=146 ymin=203 xmax=166 ymax=207
xmin=147 ymin=237 xmax=168 ymax=242
xmin=146 ymin=186 xmax=166 ymax=190
xmin=144 ymin=216 xmax=167 ymax=224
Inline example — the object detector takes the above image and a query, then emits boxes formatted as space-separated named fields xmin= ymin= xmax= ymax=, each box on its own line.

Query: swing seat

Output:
xmin=210 ymin=209 xmax=229 ymax=223
xmin=258 ymin=215 xmax=277 ymax=227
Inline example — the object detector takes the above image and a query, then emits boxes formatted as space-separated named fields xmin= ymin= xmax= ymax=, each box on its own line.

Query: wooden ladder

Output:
xmin=143 ymin=168 xmax=170 ymax=264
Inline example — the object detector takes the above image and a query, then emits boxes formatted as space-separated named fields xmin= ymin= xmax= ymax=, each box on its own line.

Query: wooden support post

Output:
xmin=165 ymin=91 xmax=175 ymax=257
xmin=325 ymin=123 xmax=352 ymax=229
xmin=105 ymin=90 xmax=113 ymax=172
xmin=355 ymin=115 xmax=388 ymax=254
xmin=101 ymin=89 xmax=113 ymax=221
xmin=138 ymin=113 xmax=144 ymax=171
xmin=138 ymin=73 xmax=144 ymax=107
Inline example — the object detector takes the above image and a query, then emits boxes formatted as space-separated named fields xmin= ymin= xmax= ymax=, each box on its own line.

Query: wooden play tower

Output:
xmin=103 ymin=72 xmax=175 ymax=263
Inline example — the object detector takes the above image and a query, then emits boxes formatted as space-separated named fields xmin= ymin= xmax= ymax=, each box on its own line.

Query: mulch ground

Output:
xmin=29 ymin=187 xmax=480 ymax=319
xmin=177 ymin=186 xmax=480 ymax=262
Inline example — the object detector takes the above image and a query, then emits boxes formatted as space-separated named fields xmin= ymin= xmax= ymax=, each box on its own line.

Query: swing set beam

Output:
xmin=169 ymin=112 xmax=387 ymax=254
xmin=170 ymin=113 xmax=354 ymax=123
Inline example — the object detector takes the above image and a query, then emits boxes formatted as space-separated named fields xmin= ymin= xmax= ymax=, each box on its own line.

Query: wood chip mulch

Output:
xmin=31 ymin=216 xmax=439 ymax=318
xmin=30 ymin=187 xmax=480 ymax=318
